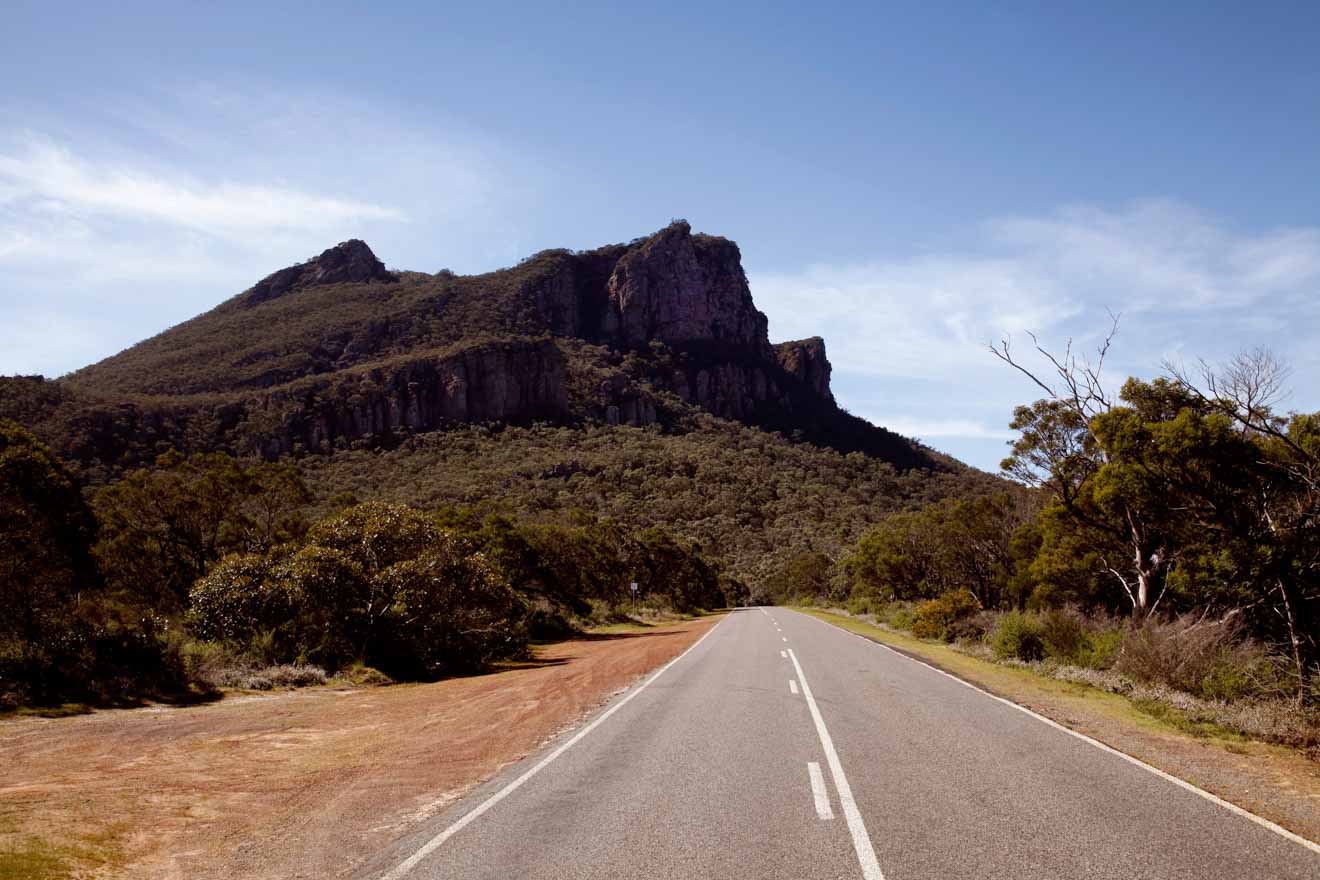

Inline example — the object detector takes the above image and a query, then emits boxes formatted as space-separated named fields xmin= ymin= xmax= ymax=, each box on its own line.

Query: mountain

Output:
xmin=4 ymin=221 xmax=938 ymax=474
xmin=2 ymin=222 xmax=995 ymax=584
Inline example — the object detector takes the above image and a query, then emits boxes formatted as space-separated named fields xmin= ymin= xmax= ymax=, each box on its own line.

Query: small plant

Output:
xmin=884 ymin=602 xmax=918 ymax=630
xmin=910 ymin=591 xmax=980 ymax=642
xmin=845 ymin=594 xmax=875 ymax=616
xmin=992 ymin=611 xmax=1047 ymax=662
xmin=1075 ymin=626 xmax=1123 ymax=669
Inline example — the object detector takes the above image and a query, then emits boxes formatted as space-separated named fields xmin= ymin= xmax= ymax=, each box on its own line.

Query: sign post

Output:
xmin=629 ymin=581 xmax=638 ymax=614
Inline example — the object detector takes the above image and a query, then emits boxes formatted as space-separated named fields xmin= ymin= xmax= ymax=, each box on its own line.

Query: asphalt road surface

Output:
xmin=357 ymin=608 xmax=1320 ymax=880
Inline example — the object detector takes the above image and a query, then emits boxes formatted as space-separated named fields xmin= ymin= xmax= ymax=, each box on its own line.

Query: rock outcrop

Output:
xmin=255 ymin=340 xmax=568 ymax=455
xmin=775 ymin=337 xmax=834 ymax=403
xmin=244 ymin=240 xmax=397 ymax=307
xmin=599 ymin=222 xmax=771 ymax=355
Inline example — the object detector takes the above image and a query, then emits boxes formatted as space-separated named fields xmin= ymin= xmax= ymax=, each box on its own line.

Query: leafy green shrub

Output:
xmin=992 ymin=611 xmax=1047 ymax=662
xmin=910 ymin=591 xmax=980 ymax=641
xmin=877 ymin=601 xmax=918 ymax=630
xmin=1039 ymin=608 xmax=1089 ymax=663
xmin=1075 ymin=626 xmax=1123 ymax=669
xmin=846 ymin=594 xmax=875 ymax=616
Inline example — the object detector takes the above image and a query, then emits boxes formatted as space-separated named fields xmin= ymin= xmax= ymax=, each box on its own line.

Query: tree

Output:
xmin=94 ymin=451 xmax=309 ymax=608
xmin=994 ymin=321 xmax=1183 ymax=618
xmin=1165 ymin=351 xmax=1320 ymax=703
xmin=0 ymin=420 xmax=100 ymax=699
xmin=190 ymin=502 xmax=529 ymax=677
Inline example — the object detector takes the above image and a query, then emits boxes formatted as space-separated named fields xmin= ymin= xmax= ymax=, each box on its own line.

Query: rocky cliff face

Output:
xmin=517 ymin=222 xmax=831 ymax=429
xmin=599 ymin=222 xmax=771 ymax=355
xmin=775 ymin=337 xmax=833 ymax=403
xmin=256 ymin=340 xmax=567 ymax=455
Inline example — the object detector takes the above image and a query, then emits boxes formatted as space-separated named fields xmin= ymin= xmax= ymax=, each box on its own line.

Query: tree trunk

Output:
xmin=1277 ymin=578 xmax=1310 ymax=707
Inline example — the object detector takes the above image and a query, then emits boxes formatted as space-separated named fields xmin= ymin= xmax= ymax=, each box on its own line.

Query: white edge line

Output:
xmin=378 ymin=616 xmax=725 ymax=879
xmin=798 ymin=610 xmax=1320 ymax=857
xmin=788 ymin=648 xmax=885 ymax=880
xmin=807 ymin=761 xmax=834 ymax=820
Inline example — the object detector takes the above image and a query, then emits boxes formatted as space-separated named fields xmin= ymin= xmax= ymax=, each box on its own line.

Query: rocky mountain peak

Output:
xmin=243 ymin=239 xmax=397 ymax=307
xmin=599 ymin=222 xmax=771 ymax=355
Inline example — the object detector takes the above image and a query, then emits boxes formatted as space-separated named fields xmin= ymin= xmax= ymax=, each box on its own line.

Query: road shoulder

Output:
xmin=796 ymin=608 xmax=1320 ymax=846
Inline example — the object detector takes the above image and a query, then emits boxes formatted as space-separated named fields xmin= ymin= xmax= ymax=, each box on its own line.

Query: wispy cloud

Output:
xmin=751 ymin=200 xmax=1320 ymax=464
xmin=0 ymin=83 xmax=528 ymax=377
xmin=0 ymin=140 xmax=403 ymax=237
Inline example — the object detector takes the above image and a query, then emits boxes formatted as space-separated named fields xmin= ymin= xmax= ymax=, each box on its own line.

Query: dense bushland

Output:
xmin=0 ymin=423 xmax=736 ymax=708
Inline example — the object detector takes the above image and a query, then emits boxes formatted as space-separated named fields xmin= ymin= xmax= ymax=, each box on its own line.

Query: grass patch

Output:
xmin=7 ymin=704 xmax=93 ymax=720
xmin=0 ymin=837 xmax=69 ymax=880
xmin=0 ymin=828 xmax=122 ymax=880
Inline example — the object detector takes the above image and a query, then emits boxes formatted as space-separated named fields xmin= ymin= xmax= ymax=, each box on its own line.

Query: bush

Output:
xmin=883 ymin=601 xmax=918 ymax=631
xmin=910 ymin=591 xmax=980 ymax=641
xmin=189 ymin=502 xmax=530 ymax=679
xmin=1075 ymin=626 xmax=1123 ymax=669
xmin=846 ymin=594 xmax=876 ymax=616
xmin=1115 ymin=613 xmax=1267 ymax=699
xmin=1039 ymin=608 xmax=1089 ymax=663
xmin=950 ymin=609 xmax=997 ymax=643
xmin=992 ymin=611 xmax=1047 ymax=662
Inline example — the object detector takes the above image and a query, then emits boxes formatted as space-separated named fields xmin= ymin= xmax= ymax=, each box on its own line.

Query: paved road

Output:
xmin=357 ymin=608 xmax=1320 ymax=879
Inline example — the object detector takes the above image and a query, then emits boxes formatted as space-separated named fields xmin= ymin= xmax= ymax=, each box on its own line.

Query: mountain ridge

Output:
xmin=4 ymin=221 xmax=945 ymax=477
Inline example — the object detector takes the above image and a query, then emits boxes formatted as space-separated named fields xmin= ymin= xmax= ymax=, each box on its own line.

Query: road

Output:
xmin=357 ymin=608 xmax=1320 ymax=880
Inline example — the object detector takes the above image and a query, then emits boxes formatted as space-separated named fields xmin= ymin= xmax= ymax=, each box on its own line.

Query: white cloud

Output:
xmin=0 ymin=141 xmax=404 ymax=238
xmin=880 ymin=418 xmax=1017 ymax=441
xmin=0 ymin=83 xmax=529 ymax=378
xmin=751 ymin=200 xmax=1320 ymax=468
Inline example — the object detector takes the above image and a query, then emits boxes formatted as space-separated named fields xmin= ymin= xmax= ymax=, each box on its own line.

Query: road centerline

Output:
xmin=788 ymin=647 xmax=885 ymax=880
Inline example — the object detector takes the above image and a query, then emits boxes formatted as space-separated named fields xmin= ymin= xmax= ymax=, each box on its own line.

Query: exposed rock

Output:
xmin=244 ymin=240 xmax=397 ymax=307
xmin=775 ymin=337 xmax=834 ymax=402
xmin=599 ymin=222 xmax=772 ymax=355
xmin=260 ymin=340 xmax=568 ymax=454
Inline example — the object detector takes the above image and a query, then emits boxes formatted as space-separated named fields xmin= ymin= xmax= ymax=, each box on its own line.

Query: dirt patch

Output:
xmin=0 ymin=617 xmax=718 ymax=879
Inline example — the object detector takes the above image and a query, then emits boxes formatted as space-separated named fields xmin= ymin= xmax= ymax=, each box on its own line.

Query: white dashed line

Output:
xmin=807 ymin=762 xmax=834 ymax=820
xmin=789 ymin=679 xmax=799 ymax=695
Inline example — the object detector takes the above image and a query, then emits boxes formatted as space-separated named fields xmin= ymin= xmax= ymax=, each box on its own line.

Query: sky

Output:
xmin=2 ymin=1 xmax=1319 ymax=469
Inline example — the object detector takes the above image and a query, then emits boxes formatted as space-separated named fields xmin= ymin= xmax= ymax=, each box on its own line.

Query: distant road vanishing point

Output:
xmin=359 ymin=608 xmax=1320 ymax=880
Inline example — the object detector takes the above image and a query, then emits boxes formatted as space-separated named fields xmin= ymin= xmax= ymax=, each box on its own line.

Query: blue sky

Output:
xmin=2 ymin=2 xmax=1318 ymax=469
